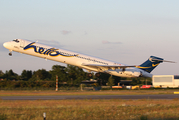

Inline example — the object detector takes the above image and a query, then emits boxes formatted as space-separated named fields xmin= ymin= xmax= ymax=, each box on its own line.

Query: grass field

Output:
xmin=0 ymin=90 xmax=179 ymax=120
xmin=0 ymin=89 xmax=176 ymax=96
xmin=0 ymin=99 xmax=179 ymax=120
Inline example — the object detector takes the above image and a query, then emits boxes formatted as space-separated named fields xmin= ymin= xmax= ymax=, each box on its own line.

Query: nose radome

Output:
xmin=3 ymin=42 xmax=10 ymax=49
xmin=3 ymin=42 xmax=7 ymax=48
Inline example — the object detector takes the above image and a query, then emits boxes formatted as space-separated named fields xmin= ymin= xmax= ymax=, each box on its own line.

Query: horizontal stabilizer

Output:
xmin=139 ymin=56 xmax=175 ymax=73
xmin=152 ymin=58 xmax=176 ymax=63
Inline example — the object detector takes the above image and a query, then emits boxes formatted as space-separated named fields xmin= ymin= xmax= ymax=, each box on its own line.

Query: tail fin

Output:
xmin=138 ymin=56 xmax=164 ymax=73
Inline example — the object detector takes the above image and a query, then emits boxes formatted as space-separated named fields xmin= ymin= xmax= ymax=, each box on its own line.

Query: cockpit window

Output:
xmin=13 ymin=39 xmax=19 ymax=43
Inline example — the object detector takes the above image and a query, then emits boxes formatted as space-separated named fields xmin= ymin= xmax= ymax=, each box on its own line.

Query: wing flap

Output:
xmin=81 ymin=63 xmax=136 ymax=71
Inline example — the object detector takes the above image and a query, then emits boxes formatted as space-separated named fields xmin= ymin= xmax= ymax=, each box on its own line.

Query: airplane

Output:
xmin=3 ymin=39 xmax=175 ymax=78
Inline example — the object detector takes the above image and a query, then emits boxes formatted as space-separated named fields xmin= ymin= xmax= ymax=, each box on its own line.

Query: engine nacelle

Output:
xmin=139 ymin=70 xmax=152 ymax=78
xmin=123 ymin=70 xmax=141 ymax=77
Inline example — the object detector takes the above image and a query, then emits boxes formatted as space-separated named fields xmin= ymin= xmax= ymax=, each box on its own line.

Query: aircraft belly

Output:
xmin=109 ymin=71 xmax=138 ymax=78
xmin=110 ymin=72 xmax=132 ymax=77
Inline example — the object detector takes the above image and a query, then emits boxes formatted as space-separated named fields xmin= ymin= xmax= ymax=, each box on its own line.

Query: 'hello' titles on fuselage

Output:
xmin=23 ymin=42 xmax=109 ymax=65
xmin=24 ymin=42 xmax=78 ymax=57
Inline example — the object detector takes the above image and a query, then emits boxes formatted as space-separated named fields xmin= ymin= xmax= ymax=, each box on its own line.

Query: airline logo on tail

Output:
xmin=24 ymin=42 xmax=78 ymax=57
xmin=152 ymin=63 xmax=159 ymax=67
xmin=137 ymin=56 xmax=163 ymax=73
xmin=136 ymin=63 xmax=159 ymax=68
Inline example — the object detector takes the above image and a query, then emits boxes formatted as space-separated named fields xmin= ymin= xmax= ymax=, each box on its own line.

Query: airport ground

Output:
xmin=0 ymin=89 xmax=177 ymax=96
xmin=0 ymin=90 xmax=179 ymax=119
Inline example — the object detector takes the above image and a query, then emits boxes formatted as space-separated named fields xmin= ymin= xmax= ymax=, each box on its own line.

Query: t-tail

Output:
xmin=137 ymin=56 xmax=175 ymax=73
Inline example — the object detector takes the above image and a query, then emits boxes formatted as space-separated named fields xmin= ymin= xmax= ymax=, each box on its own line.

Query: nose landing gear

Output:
xmin=9 ymin=50 xmax=12 ymax=56
xmin=9 ymin=52 xmax=12 ymax=56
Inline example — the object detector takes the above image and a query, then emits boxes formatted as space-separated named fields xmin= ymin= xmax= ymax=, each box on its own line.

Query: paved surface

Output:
xmin=1 ymin=94 xmax=179 ymax=100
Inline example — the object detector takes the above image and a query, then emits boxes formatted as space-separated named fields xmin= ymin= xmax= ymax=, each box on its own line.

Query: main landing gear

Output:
xmin=87 ymin=72 xmax=101 ymax=78
xmin=87 ymin=73 xmax=92 ymax=77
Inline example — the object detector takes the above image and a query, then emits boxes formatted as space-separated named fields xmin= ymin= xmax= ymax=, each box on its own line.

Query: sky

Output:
xmin=0 ymin=0 xmax=179 ymax=75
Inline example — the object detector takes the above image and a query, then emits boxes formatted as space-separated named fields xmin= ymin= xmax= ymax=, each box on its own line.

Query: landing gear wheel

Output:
xmin=87 ymin=73 xmax=92 ymax=77
xmin=9 ymin=52 xmax=12 ymax=56
xmin=95 ymin=73 xmax=100 ymax=77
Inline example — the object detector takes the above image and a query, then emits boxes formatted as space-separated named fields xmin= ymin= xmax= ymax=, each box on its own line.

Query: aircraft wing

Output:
xmin=82 ymin=63 xmax=136 ymax=71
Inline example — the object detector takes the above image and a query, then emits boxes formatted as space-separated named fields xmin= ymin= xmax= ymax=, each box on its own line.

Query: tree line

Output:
xmin=0 ymin=64 xmax=152 ymax=88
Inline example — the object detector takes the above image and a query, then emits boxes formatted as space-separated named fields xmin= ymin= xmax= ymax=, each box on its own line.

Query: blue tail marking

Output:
xmin=138 ymin=56 xmax=163 ymax=73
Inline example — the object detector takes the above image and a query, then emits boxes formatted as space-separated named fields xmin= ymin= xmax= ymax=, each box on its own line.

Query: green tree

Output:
xmin=3 ymin=69 xmax=19 ymax=80
xmin=0 ymin=70 xmax=4 ymax=75
xmin=32 ymin=69 xmax=51 ymax=81
xmin=113 ymin=76 xmax=122 ymax=85
xmin=65 ymin=65 xmax=87 ymax=85
xmin=0 ymin=70 xmax=4 ymax=79
xmin=131 ymin=77 xmax=142 ymax=85
xmin=50 ymin=65 xmax=68 ymax=82
xmin=21 ymin=70 xmax=32 ymax=81
xmin=108 ymin=75 xmax=115 ymax=86
xmin=98 ymin=73 xmax=110 ymax=85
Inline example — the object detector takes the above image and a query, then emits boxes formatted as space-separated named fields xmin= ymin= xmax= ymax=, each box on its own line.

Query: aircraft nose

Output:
xmin=3 ymin=42 xmax=10 ymax=49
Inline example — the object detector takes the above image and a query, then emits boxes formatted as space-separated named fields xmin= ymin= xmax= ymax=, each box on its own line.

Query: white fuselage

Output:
xmin=3 ymin=39 xmax=152 ymax=78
